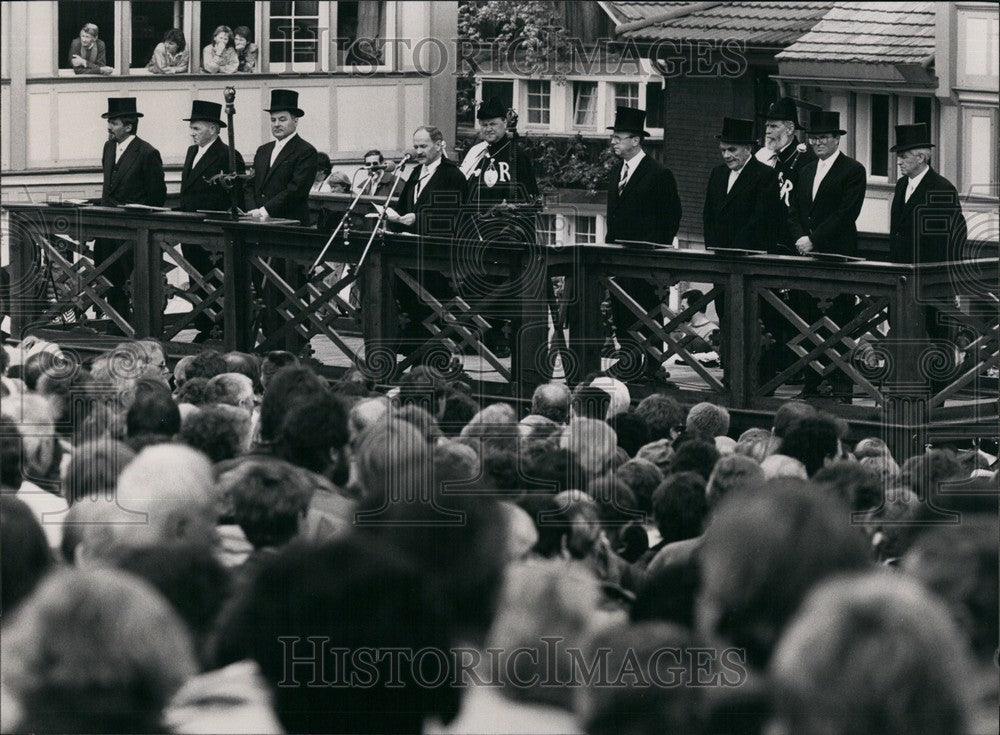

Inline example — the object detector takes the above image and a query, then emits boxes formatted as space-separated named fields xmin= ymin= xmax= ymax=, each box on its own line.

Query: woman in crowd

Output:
xmin=233 ymin=26 xmax=258 ymax=73
xmin=147 ymin=28 xmax=189 ymax=74
xmin=202 ymin=25 xmax=238 ymax=74
xmin=68 ymin=23 xmax=112 ymax=75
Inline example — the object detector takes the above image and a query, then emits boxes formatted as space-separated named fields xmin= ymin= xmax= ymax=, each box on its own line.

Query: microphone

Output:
xmin=363 ymin=161 xmax=397 ymax=174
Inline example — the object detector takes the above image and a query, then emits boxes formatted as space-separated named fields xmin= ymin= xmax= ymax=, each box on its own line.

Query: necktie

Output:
xmin=767 ymin=151 xmax=778 ymax=168
xmin=618 ymin=164 xmax=629 ymax=195
xmin=416 ymin=170 xmax=431 ymax=200
xmin=905 ymin=180 xmax=917 ymax=203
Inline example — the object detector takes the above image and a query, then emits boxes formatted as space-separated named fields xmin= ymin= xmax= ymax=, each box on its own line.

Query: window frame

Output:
xmin=573 ymin=215 xmax=598 ymax=245
xmin=266 ymin=0 xmax=330 ymax=73
xmin=956 ymin=6 xmax=1000 ymax=89
xmin=571 ymin=80 xmax=598 ymax=130
xmin=330 ymin=1 xmax=395 ymax=73
xmin=525 ymin=79 xmax=551 ymax=128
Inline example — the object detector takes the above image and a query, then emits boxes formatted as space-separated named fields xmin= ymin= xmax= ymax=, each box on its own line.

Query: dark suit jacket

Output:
xmin=100 ymin=137 xmax=166 ymax=207
xmin=703 ymin=157 xmax=780 ymax=251
xmin=606 ymin=154 xmax=682 ymax=246
xmin=889 ymin=167 xmax=967 ymax=264
xmin=393 ymin=157 xmax=468 ymax=241
xmin=788 ymin=151 xmax=867 ymax=255
xmin=252 ymin=134 xmax=318 ymax=225
xmin=179 ymin=137 xmax=246 ymax=213
xmin=772 ymin=140 xmax=817 ymax=249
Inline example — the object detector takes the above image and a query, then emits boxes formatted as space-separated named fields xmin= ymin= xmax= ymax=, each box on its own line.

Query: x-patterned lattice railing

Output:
xmin=157 ymin=240 xmax=225 ymax=340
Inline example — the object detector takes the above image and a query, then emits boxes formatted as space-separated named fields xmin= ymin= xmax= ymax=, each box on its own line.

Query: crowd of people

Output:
xmin=1 ymin=335 xmax=996 ymax=734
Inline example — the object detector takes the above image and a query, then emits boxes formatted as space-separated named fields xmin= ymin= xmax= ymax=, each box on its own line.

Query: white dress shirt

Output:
xmin=811 ymin=148 xmax=841 ymax=200
xmin=415 ymin=156 xmax=441 ymax=199
xmin=727 ymin=159 xmax=749 ymax=193
xmin=115 ymin=135 xmax=136 ymax=164
xmin=191 ymin=138 xmax=216 ymax=169
xmin=904 ymin=165 xmax=930 ymax=203
xmin=269 ymin=131 xmax=298 ymax=167
xmin=618 ymin=148 xmax=646 ymax=191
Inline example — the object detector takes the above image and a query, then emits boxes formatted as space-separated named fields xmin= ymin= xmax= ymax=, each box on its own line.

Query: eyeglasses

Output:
xmin=807 ymin=135 xmax=836 ymax=143
xmin=610 ymin=135 xmax=637 ymax=143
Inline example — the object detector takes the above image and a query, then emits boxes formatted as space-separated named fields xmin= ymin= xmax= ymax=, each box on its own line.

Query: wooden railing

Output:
xmin=4 ymin=202 xmax=997 ymax=448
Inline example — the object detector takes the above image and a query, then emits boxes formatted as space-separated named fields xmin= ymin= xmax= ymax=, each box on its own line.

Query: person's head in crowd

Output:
xmin=686 ymin=401 xmax=730 ymax=438
xmin=161 ymin=27 xmax=186 ymax=53
xmin=363 ymin=148 xmax=384 ymax=168
xmin=178 ymin=404 xmax=250 ymax=463
xmin=519 ymin=441 xmax=587 ymax=495
xmin=36 ymin=362 xmax=95 ymax=434
xmin=532 ymin=491 xmax=602 ymax=562
xmin=779 ymin=414 xmax=841 ymax=476
xmin=438 ymin=389 xmax=480 ymax=437
xmin=706 ymin=453 xmax=765 ymax=510
xmin=590 ymin=376 xmax=631 ymax=419
xmin=771 ymin=400 xmax=816 ymax=439
xmin=853 ymin=436 xmax=892 ymax=460
xmin=220 ymin=459 xmax=315 ymax=551
xmin=669 ymin=438 xmax=720 ymax=481
xmin=354 ymin=416 xmax=433 ymax=513
xmin=607 ymin=411 xmax=650 ymax=458
xmin=233 ymin=25 xmax=253 ymax=52
xmin=459 ymin=402 xmax=518 ymax=453
xmin=396 ymin=403 xmax=444 ymax=444
xmin=184 ymin=349 xmax=228 ymax=382
xmin=0 ymin=496 xmax=53 ymax=613
xmin=1 ymin=416 xmax=23 ymax=491
xmin=174 ymin=375 xmax=211 ymax=406
xmin=348 ymin=396 xmax=390 ymax=446
xmin=698 ymin=479 xmax=870 ymax=670
xmin=635 ymin=393 xmax=684 ymax=442
xmin=126 ymin=376 xmax=181 ymax=440
xmin=134 ymin=339 xmax=170 ymax=384
xmin=903 ymin=516 xmax=999 ymax=666
xmin=396 ymin=366 xmax=447 ymax=416
xmin=898 ymin=448 xmax=964 ymax=497
xmin=433 ymin=440 xmax=480 ymax=488
xmin=518 ymin=413 xmax=560 ymax=442
xmin=115 ymin=542 xmax=230 ymax=667
xmin=173 ymin=354 xmax=195 ymax=389
xmin=571 ymin=381 xmax=612 ymax=421
xmin=587 ymin=473 xmax=642 ymax=549
xmin=1 ymin=567 xmax=198 ymax=734
xmin=562 ymin=418 xmax=617 ymax=485
xmin=479 ymin=446 xmax=521 ymax=492
xmin=22 ymin=348 xmax=63 ymax=392
xmin=62 ymin=438 xmax=135 ymax=506
xmin=652 ymin=471 xmax=708 ymax=545
xmin=577 ymin=622 xmax=705 ymax=735
xmin=72 ymin=400 xmax=125 ymax=448
xmin=714 ymin=435 xmax=736 ymax=455
xmin=210 ymin=538 xmax=459 ymax=734
xmin=315 ymin=151 xmax=333 ymax=183
xmin=530 ymin=381 xmax=571 ymax=424
xmin=222 ymin=351 xmax=261 ymax=389
xmin=635 ymin=437 xmax=674 ymax=476
xmin=613 ymin=457 xmax=663 ymax=515
xmin=813 ymin=460 xmax=883 ymax=512
xmin=735 ymin=426 xmax=775 ymax=462
xmin=760 ymin=452 xmax=809 ymax=480
xmin=258 ymin=365 xmax=328 ymax=444
xmin=5 ymin=392 xmax=59 ymax=487
xmin=275 ymin=392 xmax=350 ymax=486
xmin=630 ymin=559 xmax=700 ymax=628
xmin=260 ymin=350 xmax=298 ymax=390
xmin=76 ymin=444 xmax=216 ymax=563
xmin=499 ymin=501 xmax=538 ymax=562
xmin=859 ymin=453 xmax=900 ymax=485
xmin=486 ymin=559 xmax=602 ymax=709
xmin=205 ymin=372 xmax=255 ymax=412
xmin=769 ymin=572 xmax=972 ymax=735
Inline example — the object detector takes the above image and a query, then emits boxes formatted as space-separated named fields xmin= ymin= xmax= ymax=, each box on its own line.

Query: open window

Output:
xmin=202 ymin=0 xmax=255 ymax=70
xmin=336 ymin=1 xmax=387 ymax=67
xmin=131 ymin=1 xmax=184 ymax=72
xmin=59 ymin=1 xmax=115 ymax=73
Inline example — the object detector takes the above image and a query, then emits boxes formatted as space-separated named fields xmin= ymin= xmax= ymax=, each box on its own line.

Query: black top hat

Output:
xmin=264 ymin=89 xmax=304 ymax=117
xmin=758 ymin=97 xmax=801 ymax=127
xmin=183 ymin=100 xmax=227 ymax=128
xmin=607 ymin=106 xmax=650 ymax=137
xmin=805 ymin=110 xmax=847 ymax=136
xmin=890 ymin=123 xmax=935 ymax=153
xmin=716 ymin=117 xmax=756 ymax=144
xmin=476 ymin=97 xmax=508 ymax=121
xmin=102 ymin=97 xmax=143 ymax=119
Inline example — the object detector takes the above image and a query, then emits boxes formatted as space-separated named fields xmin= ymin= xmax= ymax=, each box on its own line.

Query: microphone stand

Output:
xmin=355 ymin=156 xmax=410 ymax=272
xmin=309 ymin=169 xmax=379 ymax=272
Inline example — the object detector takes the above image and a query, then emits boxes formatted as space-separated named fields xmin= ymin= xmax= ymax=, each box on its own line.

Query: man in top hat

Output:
xmin=97 ymin=97 xmax=167 ymax=325
xmin=178 ymin=100 xmax=246 ymax=342
xmin=888 ymin=122 xmax=966 ymax=265
xmin=606 ymin=105 xmax=682 ymax=383
xmin=787 ymin=110 xmax=867 ymax=402
xmin=248 ymin=89 xmax=318 ymax=226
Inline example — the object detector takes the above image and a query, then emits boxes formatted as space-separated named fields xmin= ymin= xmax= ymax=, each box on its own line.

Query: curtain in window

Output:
xmin=355 ymin=1 xmax=385 ymax=63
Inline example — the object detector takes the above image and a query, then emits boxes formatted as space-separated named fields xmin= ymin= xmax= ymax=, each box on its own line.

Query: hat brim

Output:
xmin=756 ymin=112 xmax=802 ymax=129
xmin=264 ymin=107 xmax=305 ymax=117
xmin=183 ymin=117 xmax=227 ymax=128
xmin=890 ymin=142 xmax=935 ymax=153
xmin=607 ymin=126 xmax=651 ymax=137
xmin=102 ymin=112 xmax=144 ymax=119
xmin=716 ymin=135 xmax=757 ymax=144
xmin=806 ymin=128 xmax=847 ymax=136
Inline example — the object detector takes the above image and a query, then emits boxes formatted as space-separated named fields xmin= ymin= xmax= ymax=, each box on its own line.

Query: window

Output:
xmin=958 ymin=9 xmax=999 ymax=87
xmin=646 ymin=81 xmax=664 ymax=128
xmin=573 ymin=81 xmax=598 ymax=127
xmin=131 ymin=1 xmax=183 ymax=71
xmin=527 ymin=80 xmax=551 ymax=125
xmin=202 ymin=1 xmax=254 ymax=67
xmin=481 ymin=80 xmax=513 ymax=111
xmin=537 ymin=214 xmax=562 ymax=246
xmin=59 ymin=1 xmax=115 ymax=72
xmin=614 ymin=82 xmax=639 ymax=109
xmin=269 ymin=0 xmax=320 ymax=65
xmin=963 ymin=107 xmax=998 ymax=193
xmin=575 ymin=216 xmax=597 ymax=244
xmin=870 ymin=94 xmax=890 ymax=178
xmin=337 ymin=1 xmax=387 ymax=66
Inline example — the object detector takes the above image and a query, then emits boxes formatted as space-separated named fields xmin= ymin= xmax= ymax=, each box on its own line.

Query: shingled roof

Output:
xmin=606 ymin=2 xmax=837 ymax=46
xmin=776 ymin=1 xmax=936 ymax=64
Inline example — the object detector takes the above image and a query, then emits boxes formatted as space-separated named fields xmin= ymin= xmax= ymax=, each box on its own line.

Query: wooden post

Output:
xmin=132 ymin=227 xmax=152 ymax=337
xmin=565 ymin=246 xmax=603 ymax=385
xmin=223 ymin=227 xmax=253 ymax=351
